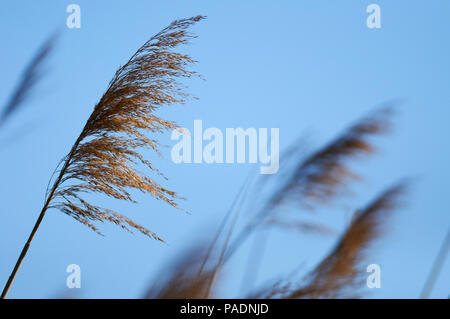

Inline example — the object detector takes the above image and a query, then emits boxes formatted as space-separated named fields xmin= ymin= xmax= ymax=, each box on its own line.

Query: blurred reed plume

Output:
xmin=265 ymin=107 xmax=392 ymax=211
xmin=145 ymin=245 xmax=217 ymax=299
xmin=1 ymin=15 xmax=205 ymax=299
xmin=224 ymin=107 xmax=394 ymax=263
xmin=256 ymin=182 xmax=407 ymax=299
xmin=147 ymin=106 xmax=411 ymax=299
xmin=0 ymin=33 xmax=56 ymax=128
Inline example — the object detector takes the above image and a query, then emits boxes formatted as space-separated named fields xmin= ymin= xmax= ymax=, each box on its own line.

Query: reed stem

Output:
xmin=1 ymin=200 xmax=50 ymax=298
xmin=1 ymin=136 xmax=82 ymax=298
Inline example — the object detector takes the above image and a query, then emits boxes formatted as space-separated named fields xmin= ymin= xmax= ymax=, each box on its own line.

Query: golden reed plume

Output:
xmin=1 ymin=15 xmax=205 ymax=299
xmin=48 ymin=15 xmax=205 ymax=238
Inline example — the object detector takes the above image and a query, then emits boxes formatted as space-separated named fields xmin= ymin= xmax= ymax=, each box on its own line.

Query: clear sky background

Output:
xmin=0 ymin=0 xmax=449 ymax=298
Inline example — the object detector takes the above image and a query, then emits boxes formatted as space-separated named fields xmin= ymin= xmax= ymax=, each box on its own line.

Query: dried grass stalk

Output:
xmin=48 ymin=15 xmax=205 ymax=238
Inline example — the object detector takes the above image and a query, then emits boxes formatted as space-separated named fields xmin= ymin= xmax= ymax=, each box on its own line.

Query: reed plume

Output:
xmin=258 ymin=181 xmax=408 ymax=299
xmin=48 ymin=15 xmax=204 ymax=238
xmin=266 ymin=107 xmax=392 ymax=211
xmin=1 ymin=15 xmax=205 ymax=299
xmin=224 ymin=107 xmax=393 ymax=262
xmin=0 ymin=33 xmax=56 ymax=128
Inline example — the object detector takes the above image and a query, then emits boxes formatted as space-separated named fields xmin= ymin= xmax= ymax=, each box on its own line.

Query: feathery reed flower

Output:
xmin=48 ymin=16 xmax=205 ymax=239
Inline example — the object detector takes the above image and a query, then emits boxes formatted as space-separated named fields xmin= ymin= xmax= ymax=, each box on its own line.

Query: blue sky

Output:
xmin=0 ymin=0 xmax=449 ymax=298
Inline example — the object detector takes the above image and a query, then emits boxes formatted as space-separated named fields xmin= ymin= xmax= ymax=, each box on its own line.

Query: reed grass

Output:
xmin=1 ymin=16 xmax=205 ymax=299
xmin=1 ymin=16 xmax=424 ymax=299
xmin=251 ymin=181 xmax=408 ymax=298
